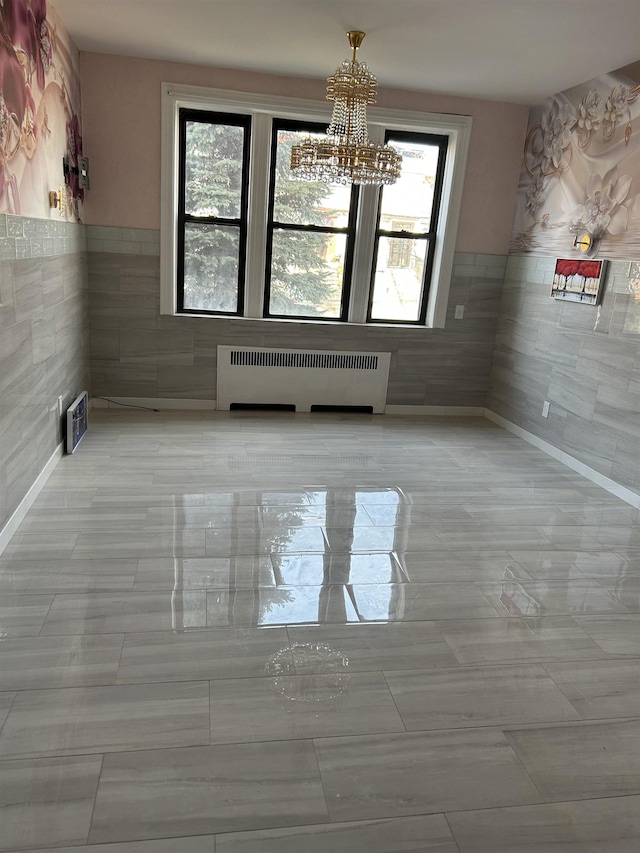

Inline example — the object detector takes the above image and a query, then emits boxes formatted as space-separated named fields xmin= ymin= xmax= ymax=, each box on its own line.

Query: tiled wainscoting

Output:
xmin=87 ymin=226 xmax=507 ymax=408
xmin=4 ymin=217 xmax=639 ymax=549
xmin=488 ymin=255 xmax=640 ymax=495
xmin=0 ymin=214 xmax=90 ymax=535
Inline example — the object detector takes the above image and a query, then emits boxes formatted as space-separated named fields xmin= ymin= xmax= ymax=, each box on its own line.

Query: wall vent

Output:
xmin=217 ymin=346 xmax=391 ymax=413
xmin=65 ymin=391 xmax=89 ymax=454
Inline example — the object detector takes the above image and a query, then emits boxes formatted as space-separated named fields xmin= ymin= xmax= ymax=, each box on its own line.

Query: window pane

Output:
xmin=379 ymin=140 xmax=441 ymax=232
xmin=369 ymin=237 xmax=428 ymax=322
xmin=273 ymin=128 xmax=352 ymax=228
xmin=268 ymin=229 xmax=347 ymax=318
xmin=183 ymin=223 xmax=240 ymax=313
xmin=184 ymin=121 xmax=245 ymax=218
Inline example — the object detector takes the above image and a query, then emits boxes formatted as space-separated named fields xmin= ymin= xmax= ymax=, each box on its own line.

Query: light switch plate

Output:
xmin=542 ymin=401 xmax=550 ymax=418
xmin=454 ymin=304 xmax=465 ymax=319
xmin=78 ymin=156 xmax=90 ymax=190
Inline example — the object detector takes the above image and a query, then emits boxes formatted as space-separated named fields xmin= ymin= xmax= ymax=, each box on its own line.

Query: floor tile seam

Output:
xmin=31 ymin=612 xmax=602 ymax=636
xmin=283 ymin=625 xmax=295 ymax=675
xmin=546 ymin=572 xmax=640 ymax=581
xmin=16 ymin=610 xmax=639 ymax=639
xmin=442 ymin=811 xmax=464 ymax=852
xmin=34 ymin=595 xmax=57 ymax=638
xmin=83 ymin=631 xmax=128 ymax=694
xmin=499 ymin=716 xmax=640 ymax=739
xmin=436 ymin=613 xmax=636 ymax=626
xmin=462 ymin=648 xmax=630 ymax=665
xmin=98 ymin=578 xmax=610 ymax=591
xmin=15 ymin=522 xmax=272 ymax=534
xmin=12 ymin=718 xmax=631 ymax=765
xmin=490 ymin=723 xmax=548 ymax=806
xmin=310 ymin=737 xmax=336 ymax=827
xmin=1 ymin=582 xmax=138 ymax=595
xmin=536 ymin=662 xmax=623 ymax=722
xmin=210 ymin=812 xmax=458 ymax=843
xmin=86 ymin=752 xmax=105 ymax=847
xmin=37 ymin=584 xmax=637 ymax=604
xmin=441 ymin=791 xmax=640 ymax=822
xmin=379 ymin=660 xmax=581 ymax=679
xmin=380 ymin=669 xmax=409 ymax=734
xmin=208 ymin=678 xmax=212 ymax=747
xmin=114 ymin=671 xmax=313 ymax=687
xmin=0 ymin=558 xmax=141 ymax=567
xmin=0 ymin=731 xmax=216 ymax=763
xmin=0 ymin=677 xmax=212 ymax=704
xmin=0 ymin=692 xmax=17 ymax=738
xmin=72 ymin=733 xmax=323 ymax=759
xmin=114 ymin=655 xmax=627 ymax=679
xmin=1 ymin=675 xmax=126 ymax=693
xmin=13 ymin=626 xmax=292 ymax=641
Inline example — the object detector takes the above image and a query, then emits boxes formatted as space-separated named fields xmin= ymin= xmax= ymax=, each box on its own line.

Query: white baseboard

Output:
xmin=385 ymin=405 xmax=485 ymax=416
xmin=92 ymin=396 xmax=216 ymax=411
xmin=484 ymin=408 xmax=640 ymax=509
xmin=91 ymin=399 xmax=485 ymax=417
xmin=0 ymin=441 xmax=64 ymax=556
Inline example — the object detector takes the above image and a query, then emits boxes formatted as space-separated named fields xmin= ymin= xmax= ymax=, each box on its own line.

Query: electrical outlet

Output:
xmin=57 ymin=395 xmax=64 ymax=416
xmin=542 ymin=400 xmax=550 ymax=418
xmin=454 ymin=304 xmax=465 ymax=319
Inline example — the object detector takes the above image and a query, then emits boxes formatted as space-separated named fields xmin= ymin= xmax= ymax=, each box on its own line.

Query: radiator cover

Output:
xmin=216 ymin=346 xmax=391 ymax=413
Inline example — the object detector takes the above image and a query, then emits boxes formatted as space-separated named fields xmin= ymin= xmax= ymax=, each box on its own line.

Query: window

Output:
xmin=265 ymin=120 xmax=358 ymax=320
xmin=177 ymin=110 xmax=250 ymax=315
xmin=161 ymin=85 xmax=472 ymax=327
xmin=368 ymin=132 xmax=448 ymax=324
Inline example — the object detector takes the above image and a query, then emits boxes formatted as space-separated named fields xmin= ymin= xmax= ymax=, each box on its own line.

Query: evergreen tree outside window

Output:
xmin=265 ymin=120 xmax=358 ymax=320
xmin=177 ymin=109 xmax=250 ymax=315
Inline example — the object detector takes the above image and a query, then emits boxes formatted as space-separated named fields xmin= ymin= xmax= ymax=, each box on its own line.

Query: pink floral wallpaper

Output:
xmin=510 ymin=64 xmax=640 ymax=259
xmin=0 ymin=0 xmax=83 ymax=221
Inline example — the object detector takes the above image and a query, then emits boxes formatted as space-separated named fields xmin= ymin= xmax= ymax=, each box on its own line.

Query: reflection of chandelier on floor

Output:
xmin=290 ymin=31 xmax=402 ymax=186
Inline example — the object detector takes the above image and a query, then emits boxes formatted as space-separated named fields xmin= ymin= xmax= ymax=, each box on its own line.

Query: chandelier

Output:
xmin=290 ymin=31 xmax=402 ymax=186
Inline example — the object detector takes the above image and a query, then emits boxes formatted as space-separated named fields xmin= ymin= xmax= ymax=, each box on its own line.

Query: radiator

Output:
xmin=216 ymin=346 xmax=391 ymax=413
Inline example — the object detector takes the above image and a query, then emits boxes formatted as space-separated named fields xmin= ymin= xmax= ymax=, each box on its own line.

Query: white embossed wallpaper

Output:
xmin=510 ymin=63 xmax=640 ymax=259
xmin=0 ymin=0 xmax=83 ymax=221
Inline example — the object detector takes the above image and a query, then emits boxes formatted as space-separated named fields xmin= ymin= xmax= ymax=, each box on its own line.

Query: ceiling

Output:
xmin=51 ymin=0 xmax=640 ymax=105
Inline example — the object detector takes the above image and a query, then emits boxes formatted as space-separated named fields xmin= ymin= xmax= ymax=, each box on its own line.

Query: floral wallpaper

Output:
xmin=510 ymin=64 xmax=640 ymax=258
xmin=0 ymin=0 xmax=83 ymax=221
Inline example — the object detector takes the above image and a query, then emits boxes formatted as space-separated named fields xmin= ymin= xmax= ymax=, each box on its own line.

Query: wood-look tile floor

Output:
xmin=0 ymin=410 xmax=639 ymax=852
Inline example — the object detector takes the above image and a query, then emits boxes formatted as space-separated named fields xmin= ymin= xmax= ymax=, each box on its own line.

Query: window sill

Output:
xmin=168 ymin=312 xmax=436 ymax=331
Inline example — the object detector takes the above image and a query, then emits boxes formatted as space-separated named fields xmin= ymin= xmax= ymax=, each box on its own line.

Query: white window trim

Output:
xmin=160 ymin=82 xmax=472 ymax=328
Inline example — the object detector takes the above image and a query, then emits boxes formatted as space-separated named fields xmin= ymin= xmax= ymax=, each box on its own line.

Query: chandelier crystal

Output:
xmin=290 ymin=31 xmax=402 ymax=186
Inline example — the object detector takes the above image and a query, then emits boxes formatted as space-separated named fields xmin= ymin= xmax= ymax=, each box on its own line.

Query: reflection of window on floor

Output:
xmin=172 ymin=492 xmax=267 ymax=629
xmin=168 ymin=487 xmax=414 ymax=627
xmin=257 ymin=487 xmax=408 ymax=625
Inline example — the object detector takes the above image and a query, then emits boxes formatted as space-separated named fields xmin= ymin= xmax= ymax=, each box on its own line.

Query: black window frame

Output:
xmin=367 ymin=130 xmax=448 ymax=325
xmin=263 ymin=118 xmax=359 ymax=322
xmin=177 ymin=108 xmax=251 ymax=317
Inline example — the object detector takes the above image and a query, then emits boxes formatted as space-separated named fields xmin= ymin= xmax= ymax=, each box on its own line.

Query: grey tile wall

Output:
xmin=487 ymin=255 xmax=640 ymax=493
xmin=0 ymin=215 xmax=90 ymax=533
xmin=5 ymin=214 xmax=637 ymax=536
xmin=87 ymin=227 xmax=506 ymax=408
